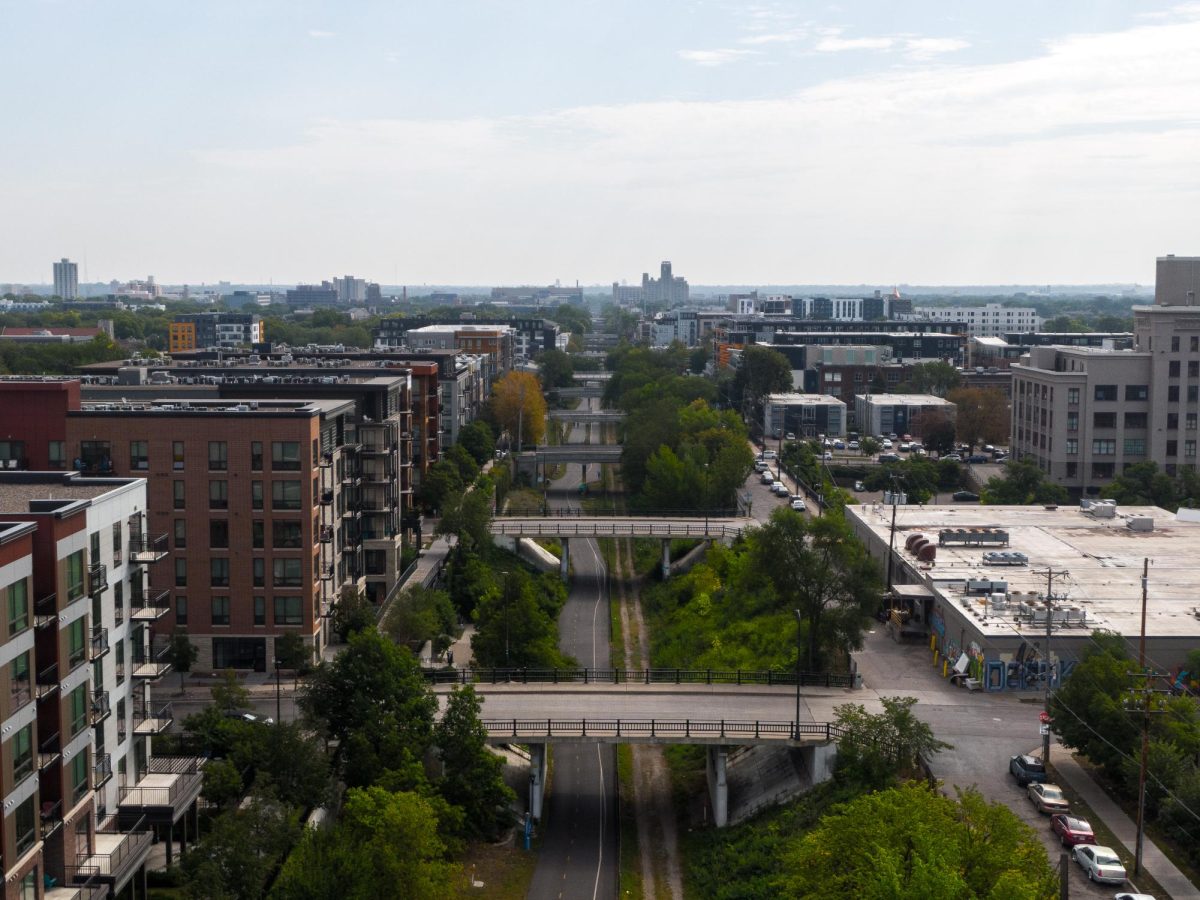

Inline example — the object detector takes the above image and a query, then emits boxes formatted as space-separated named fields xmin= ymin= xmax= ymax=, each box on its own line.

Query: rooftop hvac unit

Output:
xmin=1090 ymin=504 xmax=1117 ymax=519
xmin=917 ymin=544 xmax=937 ymax=562
xmin=904 ymin=533 xmax=926 ymax=552
xmin=1127 ymin=516 xmax=1154 ymax=532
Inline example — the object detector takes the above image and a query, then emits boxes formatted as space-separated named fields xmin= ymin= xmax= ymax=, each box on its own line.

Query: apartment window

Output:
xmin=251 ymin=441 xmax=263 ymax=471
xmin=66 ymin=549 xmax=85 ymax=601
xmin=212 ymin=596 xmax=231 ymax=626
xmin=273 ymin=558 xmax=303 ymax=587
xmin=208 ymin=441 xmax=228 ymax=471
xmin=254 ymin=596 xmax=266 ymax=626
xmin=1168 ymin=440 xmax=1179 ymax=457
xmin=69 ymin=683 xmax=88 ymax=735
xmin=13 ymin=797 xmax=35 ymax=855
xmin=1091 ymin=439 xmax=1115 ymax=455
xmin=1092 ymin=462 xmax=1115 ymax=479
xmin=68 ymin=616 xmax=87 ymax=668
xmin=210 ymin=558 xmax=230 ymax=587
xmin=174 ymin=479 xmax=186 ymax=509
xmin=1094 ymin=385 xmax=1117 ymax=401
xmin=1093 ymin=412 xmax=1116 ymax=429
xmin=49 ymin=439 xmax=65 ymax=467
xmin=210 ymin=520 xmax=229 ymax=549
xmin=71 ymin=751 xmax=89 ymax=803
xmin=252 ymin=521 xmax=265 ymax=549
xmin=1173 ymin=336 xmax=1181 ymax=352
xmin=175 ymin=558 xmax=187 ymax=587
xmin=272 ymin=441 xmax=302 ymax=471
xmin=1066 ymin=461 xmax=1078 ymax=478
xmin=1170 ymin=386 xmax=1181 ymax=402
xmin=1067 ymin=388 xmax=1080 ymax=405
xmin=252 ymin=481 xmax=264 ymax=510
xmin=272 ymin=480 xmax=302 ymax=510
xmin=1168 ymin=463 xmax=1179 ymax=476
xmin=1065 ymin=439 xmax=1078 ymax=455
xmin=12 ymin=723 xmax=32 ymax=782
xmin=129 ymin=440 xmax=149 ymax=470
xmin=1191 ymin=362 xmax=1200 ymax=379
xmin=1169 ymin=413 xmax=1180 ymax=430
xmin=7 ymin=577 xmax=29 ymax=633
xmin=117 ymin=698 xmax=126 ymax=742
xmin=209 ymin=480 xmax=228 ymax=509
xmin=274 ymin=596 xmax=303 ymax=625
xmin=174 ymin=518 xmax=187 ymax=549
xmin=273 ymin=520 xmax=303 ymax=549
xmin=1189 ymin=414 xmax=1198 ymax=431
xmin=176 ymin=595 xmax=188 ymax=625
xmin=1191 ymin=386 xmax=1200 ymax=403
xmin=114 ymin=580 xmax=124 ymax=623
xmin=10 ymin=650 xmax=30 ymax=709
xmin=253 ymin=558 xmax=265 ymax=587
xmin=1170 ymin=360 xmax=1182 ymax=378
xmin=1188 ymin=441 xmax=1198 ymax=459
xmin=115 ymin=639 xmax=125 ymax=684
xmin=1066 ymin=412 xmax=1078 ymax=432
xmin=1124 ymin=385 xmax=1148 ymax=401
xmin=172 ymin=441 xmax=185 ymax=470
xmin=1192 ymin=336 xmax=1199 ymax=353
xmin=1124 ymin=438 xmax=1146 ymax=455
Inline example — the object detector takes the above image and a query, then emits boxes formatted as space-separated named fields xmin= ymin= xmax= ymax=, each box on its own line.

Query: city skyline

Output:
xmin=3 ymin=2 xmax=1199 ymax=285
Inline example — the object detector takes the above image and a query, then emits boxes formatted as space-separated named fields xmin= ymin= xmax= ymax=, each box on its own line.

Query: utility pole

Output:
xmin=1032 ymin=567 xmax=1070 ymax=764
xmin=885 ymin=473 xmax=904 ymax=595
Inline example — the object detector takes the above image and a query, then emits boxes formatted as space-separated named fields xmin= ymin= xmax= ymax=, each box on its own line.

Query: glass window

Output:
xmin=252 ymin=521 xmax=265 ymax=549
xmin=208 ymin=441 xmax=228 ymax=471
xmin=68 ymin=617 xmax=86 ymax=667
xmin=69 ymin=684 xmax=88 ymax=735
xmin=211 ymin=596 xmax=230 ymax=626
xmin=129 ymin=440 xmax=149 ymax=470
xmin=176 ymin=595 xmax=188 ymax=625
xmin=1191 ymin=386 xmax=1200 ymax=403
xmin=254 ymin=596 xmax=266 ymax=626
xmin=1066 ymin=412 xmax=1078 ymax=431
xmin=1173 ymin=336 xmax=1181 ymax=352
xmin=272 ymin=480 xmax=302 ymax=510
xmin=273 ymin=596 xmax=303 ymax=625
xmin=1192 ymin=336 xmax=1199 ymax=353
xmin=252 ymin=481 xmax=263 ymax=510
xmin=1093 ymin=412 xmax=1116 ymax=429
xmin=251 ymin=442 xmax=263 ymax=471
xmin=210 ymin=520 xmax=229 ymax=549
xmin=1188 ymin=441 xmax=1197 ymax=459
xmin=7 ymin=577 xmax=29 ymax=633
xmin=272 ymin=442 xmax=301 ymax=471
xmin=1170 ymin=360 xmax=1182 ymax=377
xmin=72 ymin=751 xmax=89 ymax=803
xmin=66 ymin=549 xmax=85 ymax=601
xmin=1124 ymin=438 xmax=1146 ymax=455
xmin=116 ymin=639 xmax=125 ymax=683
xmin=14 ymin=796 xmax=35 ymax=855
xmin=1170 ymin=386 xmax=1181 ymax=402
xmin=13 ymin=724 xmax=33 ymax=782
xmin=273 ymin=520 xmax=303 ymax=548
xmin=210 ymin=558 xmax=230 ymax=587
xmin=18 ymin=869 xmax=36 ymax=900
xmin=1124 ymin=412 xmax=1147 ymax=429
xmin=1067 ymin=388 xmax=1079 ymax=405
xmin=175 ymin=558 xmax=187 ymax=587
xmin=1169 ymin=413 xmax=1180 ymax=430
xmin=1168 ymin=440 xmax=1179 ymax=457
xmin=49 ymin=439 xmax=66 ymax=467
xmin=174 ymin=479 xmax=186 ymax=509
xmin=273 ymin=558 xmax=303 ymax=587
xmin=253 ymin=558 xmax=265 ymax=587
xmin=1189 ymin=414 xmax=1198 ymax=431
xmin=1093 ymin=385 xmax=1117 ymax=401
xmin=209 ymin=480 xmax=229 ymax=509
xmin=1091 ymin=439 xmax=1115 ymax=455
xmin=173 ymin=440 xmax=185 ymax=470
xmin=174 ymin=518 xmax=187 ymax=549
xmin=10 ymin=650 xmax=31 ymax=707
xmin=1065 ymin=439 xmax=1078 ymax=455
xmin=1124 ymin=385 xmax=1148 ymax=401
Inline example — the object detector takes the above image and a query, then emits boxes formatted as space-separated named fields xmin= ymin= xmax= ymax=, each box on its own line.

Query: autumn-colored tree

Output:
xmin=490 ymin=371 xmax=546 ymax=448
xmin=946 ymin=387 xmax=1010 ymax=447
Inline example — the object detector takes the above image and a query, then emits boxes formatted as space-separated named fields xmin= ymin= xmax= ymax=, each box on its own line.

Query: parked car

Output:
xmin=968 ymin=454 xmax=990 ymax=464
xmin=1028 ymin=782 xmax=1070 ymax=815
xmin=881 ymin=439 xmax=894 ymax=449
xmin=771 ymin=481 xmax=789 ymax=496
xmin=761 ymin=470 xmax=776 ymax=485
xmin=1114 ymin=893 xmax=1157 ymax=900
xmin=848 ymin=440 xmax=860 ymax=451
xmin=225 ymin=711 xmax=274 ymax=725
xmin=1073 ymin=845 xmax=1127 ymax=884
xmin=953 ymin=490 xmax=980 ymax=502
xmin=1050 ymin=814 xmax=1095 ymax=847
xmin=822 ymin=451 xmax=833 ymax=461
xmin=833 ymin=439 xmax=846 ymax=450
xmin=761 ymin=450 xmax=777 ymax=460
xmin=785 ymin=431 xmax=796 ymax=440
xmin=854 ymin=480 xmax=865 ymax=492
xmin=1009 ymin=754 xmax=1047 ymax=786
xmin=754 ymin=460 xmax=768 ymax=472
xmin=878 ymin=452 xmax=901 ymax=463
xmin=790 ymin=497 xmax=806 ymax=511
xmin=898 ymin=442 xmax=912 ymax=452
xmin=983 ymin=444 xmax=996 ymax=453
xmin=942 ymin=453 xmax=962 ymax=462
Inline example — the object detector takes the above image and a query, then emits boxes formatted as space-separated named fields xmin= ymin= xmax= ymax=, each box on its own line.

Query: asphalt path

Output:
xmin=527 ymin=400 xmax=618 ymax=900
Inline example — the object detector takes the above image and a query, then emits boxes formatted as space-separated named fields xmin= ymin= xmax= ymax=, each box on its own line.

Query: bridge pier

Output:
xmin=528 ymin=743 xmax=548 ymax=820
xmin=706 ymin=746 xmax=729 ymax=827
xmin=799 ymin=742 xmax=838 ymax=786
xmin=661 ymin=539 xmax=671 ymax=580
xmin=559 ymin=538 xmax=570 ymax=582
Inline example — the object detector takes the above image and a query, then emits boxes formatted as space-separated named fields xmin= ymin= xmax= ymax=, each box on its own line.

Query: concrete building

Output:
xmin=285 ymin=282 xmax=339 ymax=308
xmin=911 ymin=303 xmax=1042 ymax=337
xmin=763 ymin=394 xmax=847 ymax=439
xmin=650 ymin=309 xmax=699 ymax=348
xmin=333 ymin=276 xmax=367 ymax=304
xmin=855 ymin=393 xmax=956 ymax=438
xmin=168 ymin=314 xmax=264 ymax=353
xmin=641 ymin=261 xmax=689 ymax=307
xmin=1155 ymin=255 xmax=1200 ymax=306
xmin=53 ymin=259 xmax=78 ymax=300
xmin=848 ymin=502 xmax=1200 ymax=690
xmin=969 ymin=333 xmax=1133 ymax=371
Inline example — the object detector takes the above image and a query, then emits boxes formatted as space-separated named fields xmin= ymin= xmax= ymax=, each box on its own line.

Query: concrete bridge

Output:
xmin=546 ymin=409 xmax=626 ymax=425
xmin=572 ymin=371 xmax=612 ymax=381
xmin=547 ymin=385 xmax=604 ymax=398
xmin=533 ymin=444 xmax=623 ymax=465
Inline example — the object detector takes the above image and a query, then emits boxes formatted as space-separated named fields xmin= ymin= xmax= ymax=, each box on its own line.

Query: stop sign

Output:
xmin=1039 ymin=711 xmax=1051 ymax=724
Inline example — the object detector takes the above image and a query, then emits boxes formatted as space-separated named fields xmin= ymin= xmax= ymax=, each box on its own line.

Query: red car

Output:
xmin=1051 ymin=814 xmax=1094 ymax=847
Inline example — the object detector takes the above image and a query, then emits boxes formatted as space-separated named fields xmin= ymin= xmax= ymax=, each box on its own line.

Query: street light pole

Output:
xmin=273 ymin=657 xmax=282 ymax=724
xmin=794 ymin=608 xmax=803 ymax=739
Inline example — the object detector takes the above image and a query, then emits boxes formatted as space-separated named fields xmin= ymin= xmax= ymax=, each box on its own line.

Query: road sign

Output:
xmin=1039 ymin=711 xmax=1051 ymax=724
xmin=1039 ymin=724 xmax=1050 ymax=736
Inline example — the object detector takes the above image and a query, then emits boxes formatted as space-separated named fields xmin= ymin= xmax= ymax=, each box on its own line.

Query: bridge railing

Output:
xmin=494 ymin=507 xmax=739 ymax=519
xmin=424 ymin=666 xmax=857 ymax=688
xmin=490 ymin=520 xmax=750 ymax=538
xmin=481 ymin=718 xmax=846 ymax=742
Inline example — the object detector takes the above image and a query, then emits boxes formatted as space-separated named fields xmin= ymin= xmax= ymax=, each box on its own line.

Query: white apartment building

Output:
xmin=764 ymin=393 xmax=846 ymax=438
xmin=53 ymin=258 xmax=78 ymax=300
xmin=912 ymin=303 xmax=1042 ymax=337
xmin=650 ymin=310 xmax=700 ymax=347
xmin=855 ymin=394 xmax=956 ymax=438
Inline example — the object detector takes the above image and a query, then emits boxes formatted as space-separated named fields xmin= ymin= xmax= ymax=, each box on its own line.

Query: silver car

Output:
xmin=1072 ymin=844 xmax=1126 ymax=885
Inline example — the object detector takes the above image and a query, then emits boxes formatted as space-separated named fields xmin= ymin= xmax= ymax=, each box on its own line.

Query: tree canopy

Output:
xmin=490 ymin=370 xmax=546 ymax=447
xmin=946 ymin=387 xmax=1009 ymax=447
xmin=982 ymin=460 xmax=1068 ymax=505
xmin=901 ymin=361 xmax=962 ymax=397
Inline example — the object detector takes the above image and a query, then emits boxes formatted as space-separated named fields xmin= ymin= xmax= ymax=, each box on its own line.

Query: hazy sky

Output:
xmin=4 ymin=1 xmax=1200 ymax=287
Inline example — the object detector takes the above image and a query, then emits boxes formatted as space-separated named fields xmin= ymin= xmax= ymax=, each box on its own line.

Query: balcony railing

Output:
xmin=36 ymin=663 xmax=60 ymax=699
xmin=94 ymin=752 xmax=113 ymax=787
xmin=131 ymin=589 xmax=171 ymax=621
xmin=318 ymin=525 xmax=334 ymax=543
xmin=119 ymin=757 xmax=204 ymax=812
xmin=129 ymin=533 xmax=169 ymax=564
xmin=91 ymin=689 xmax=111 ymax=725
xmin=88 ymin=562 xmax=108 ymax=595
xmin=41 ymin=798 xmax=64 ymax=836
xmin=131 ymin=644 xmax=172 ymax=680
xmin=133 ymin=702 xmax=173 ymax=735
xmin=39 ymin=730 xmax=61 ymax=769
xmin=35 ymin=592 xmax=57 ymax=628
xmin=66 ymin=814 xmax=152 ymax=887
xmin=319 ymin=489 xmax=334 ymax=505
xmin=91 ymin=625 xmax=110 ymax=661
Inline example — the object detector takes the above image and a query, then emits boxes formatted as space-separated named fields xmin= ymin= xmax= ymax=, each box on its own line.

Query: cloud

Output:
xmin=739 ymin=28 xmax=809 ymax=45
xmin=812 ymin=32 xmax=969 ymax=58
xmin=815 ymin=35 xmax=895 ymax=52
xmin=307 ymin=29 xmax=336 ymax=39
xmin=903 ymin=37 xmax=971 ymax=60
xmin=676 ymin=48 xmax=759 ymax=66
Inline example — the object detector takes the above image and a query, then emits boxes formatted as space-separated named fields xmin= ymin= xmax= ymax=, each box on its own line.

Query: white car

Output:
xmin=847 ymin=440 xmax=860 ymax=451
xmin=761 ymin=450 xmax=777 ymax=460
xmin=823 ymin=451 xmax=833 ymax=461
xmin=881 ymin=439 xmax=893 ymax=449
xmin=790 ymin=497 xmax=806 ymax=511
xmin=1073 ymin=845 xmax=1127 ymax=885
xmin=754 ymin=460 xmax=768 ymax=472
xmin=761 ymin=470 xmax=776 ymax=485
xmin=854 ymin=480 xmax=865 ymax=492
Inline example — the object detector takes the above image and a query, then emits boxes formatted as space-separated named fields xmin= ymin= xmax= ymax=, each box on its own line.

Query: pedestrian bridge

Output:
xmin=532 ymin=445 xmax=623 ymax=464
xmin=482 ymin=717 xmax=839 ymax=746
xmin=546 ymin=409 xmax=626 ymax=424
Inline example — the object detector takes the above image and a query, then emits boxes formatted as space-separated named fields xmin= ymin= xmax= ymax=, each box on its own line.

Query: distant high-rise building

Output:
xmin=642 ymin=261 xmax=689 ymax=307
xmin=334 ymin=275 xmax=368 ymax=304
xmin=53 ymin=257 xmax=78 ymax=299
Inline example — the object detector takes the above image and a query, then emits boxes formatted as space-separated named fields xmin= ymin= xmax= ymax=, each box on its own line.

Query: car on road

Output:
xmin=1028 ymin=782 xmax=1070 ymax=815
xmin=878 ymin=452 xmax=901 ymax=463
xmin=1072 ymin=845 xmax=1127 ymax=884
xmin=225 ymin=711 xmax=274 ymax=725
xmin=1050 ymin=814 xmax=1095 ymax=847
xmin=854 ymin=480 xmax=865 ymax=492
xmin=967 ymin=454 xmax=990 ymax=464
xmin=771 ymin=481 xmax=789 ymax=496
xmin=848 ymin=440 xmax=860 ymax=451
xmin=822 ymin=451 xmax=833 ymax=461
xmin=1009 ymin=754 xmax=1047 ymax=785
xmin=953 ymin=490 xmax=980 ymax=502
xmin=790 ymin=497 xmax=806 ymax=511
xmin=761 ymin=470 xmax=776 ymax=485
xmin=785 ymin=431 xmax=795 ymax=440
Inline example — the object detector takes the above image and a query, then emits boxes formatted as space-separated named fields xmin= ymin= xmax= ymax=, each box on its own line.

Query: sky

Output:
xmin=3 ymin=1 xmax=1200 ymax=287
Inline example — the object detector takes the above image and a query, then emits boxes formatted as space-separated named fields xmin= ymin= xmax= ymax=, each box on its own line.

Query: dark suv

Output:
xmin=1009 ymin=754 xmax=1047 ymax=786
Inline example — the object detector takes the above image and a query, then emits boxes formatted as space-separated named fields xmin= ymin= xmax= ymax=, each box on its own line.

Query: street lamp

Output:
xmin=273 ymin=657 xmax=282 ymax=724
xmin=702 ymin=462 xmax=710 ymax=530
xmin=499 ymin=571 xmax=511 ymax=668
xmin=794 ymin=609 xmax=803 ymax=740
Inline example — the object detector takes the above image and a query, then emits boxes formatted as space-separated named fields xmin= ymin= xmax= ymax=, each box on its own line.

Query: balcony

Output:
xmin=319 ymin=450 xmax=334 ymax=468
xmin=91 ymin=625 xmax=110 ymax=661
xmin=118 ymin=757 xmax=205 ymax=825
xmin=341 ymin=470 xmax=362 ymax=487
xmin=94 ymin=752 xmax=113 ymax=787
xmin=41 ymin=798 xmax=64 ymax=836
xmin=10 ymin=676 xmax=32 ymax=711
xmin=66 ymin=814 xmax=153 ymax=891
xmin=130 ymin=589 xmax=170 ymax=621
xmin=36 ymin=663 xmax=60 ymax=699
xmin=133 ymin=702 xmax=173 ymax=735
xmin=131 ymin=645 xmax=172 ymax=680
xmin=88 ymin=563 xmax=108 ymax=596
xmin=320 ymin=565 xmax=335 ymax=581
xmin=35 ymin=592 xmax=58 ymax=628
xmin=129 ymin=533 xmax=169 ymax=564
xmin=91 ymin=689 xmax=111 ymax=726
xmin=318 ymin=525 xmax=334 ymax=543
xmin=319 ymin=489 xmax=334 ymax=506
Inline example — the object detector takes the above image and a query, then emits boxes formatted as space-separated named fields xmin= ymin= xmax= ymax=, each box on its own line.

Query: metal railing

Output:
xmin=94 ymin=752 xmax=113 ymax=786
xmin=119 ymin=757 xmax=204 ymax=809
xmin=67 ymin=814 xmax=152 ymax=882
xmin=90 ymin=625 xmax=110 ymax=661
xmin=36 ymin=663 xmax=60 ymax=698
xmin=481 ymin=718 xmax=845 ymax=743
xmin=490 ymin=519 xmax=751 ymax=539
xmin=88 ymin=562 xmax=108 ymax=595
xmin=497 ymin=506 xmax=739 ymax=519
xmin=39 ymin=731 xmax=61 ymax=769
xmin=131 ymin=589 xmax=171 ymax=620
xmin=129 ymin=533 xmax=169 ymax=563
xmin=130 ymin=644 xmax=172 ymax=679
xmin=34 ymin=592 xmax=57 ymax=627
xmin=133 ymin=702 xmax=173 ymax=735
xmin=424 ymin=667 xmax=857 ymax=688
xmin=41 ymin=798 xmax=64 ymax=830
xmin=91 ymin=689 xmax=111 ymax=725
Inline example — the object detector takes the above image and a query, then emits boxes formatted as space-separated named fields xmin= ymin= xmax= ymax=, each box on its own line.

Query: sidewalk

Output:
xmin=1051 ymin=742 xmax=1200 ymax=899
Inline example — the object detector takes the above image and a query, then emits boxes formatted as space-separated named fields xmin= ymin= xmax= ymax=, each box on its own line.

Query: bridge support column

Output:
xmin=529 ymin=743 xmax=548 ymax=820
xmin=661 ymin=539 xmax=671 ymax=580
xmin=559 ymin=538 xmax=570 ymax=582
xmin=799 ymin=742 xmax=838 ymax=786
xmin=706 ymin=746 xmax=729 ymax=827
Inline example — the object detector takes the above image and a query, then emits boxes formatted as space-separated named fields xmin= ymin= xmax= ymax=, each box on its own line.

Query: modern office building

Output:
xmin=168 ymin=314 xmax=264 ymax=353
xmin=910 ymin=304 xmax=1042 ymax=337
xmin=642 ymin=261 xmax=689 ymax=307
xmin=285 ymin=282 xmax=340 ymax=308
xmin=763 ymin=394 xmax=847 ymax=439
xmin=53 ymin=259 xmax=79 ymax=301
xmin=649 ymin=309 xmax=700 ymax=348
xmin=855 ymin=394 xmax=956 ymax=438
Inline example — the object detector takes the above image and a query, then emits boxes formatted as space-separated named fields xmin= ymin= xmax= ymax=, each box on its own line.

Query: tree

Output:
xmin=490 ymin=370 xmax=546 ymax=447
xmin=383 ymin=585 xmax=459 ymax=654
xmin=166 ymin=627 xmax=198 ymax=695
xmin=183 ymin=799 xmax=299 ymax=900
xmin=780 ymin=784 xmax=1057 ymax=899
xmin=732 ymin=346 xmax=793 ymax=427
xmin=458 ymin=419 xmax=496 ymax=467
xmin=434 ymin=686 xmax=516 ymax=839
xmin=436 ymin=485 xmax=493 ymax=554
xmin=331 ymin=587 xmax=375 ymax=641
xmin=747 ymin=509 xmax=882 ymax=671
xmin=859 ymin=436 xmax=881 ymax=457
xmin=982 ymin=460 xmax=1068 ymax=505
xmin=946 ymin=387 xmax=1009 ymax=447
xmin=416 ymin=459 xmax=463 ymax=512
xmin=253 ymin=722 xmax=332 ymax=810
xmin=902 ymin=361 xmax=962 ymax=397
xmin=831 ymin=696 xmax=950 ymax=789
xmin=688 ymin=344 xmax=710 ymax=374
xmin=535 ymin=348 xmax=575 ymax=389
xmin=211 ymin=669 xmax=251 ymax=713
xmin=1101 ymin=461 xmax=1179 ymax=509
xmin=471 ymin=568 xmax=571 ymax=668
xmin=547 ymin=304 xmax=592 ymax=336
xmin=201 ymin=758 xmax=244 ymax=810
xmin=444 ymin=443 xmax=480 ymax=484
xmin=915 ymin=414 xmax=957 ymax=454
xmin=274 ymin=631 xmax=309 ymax=690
